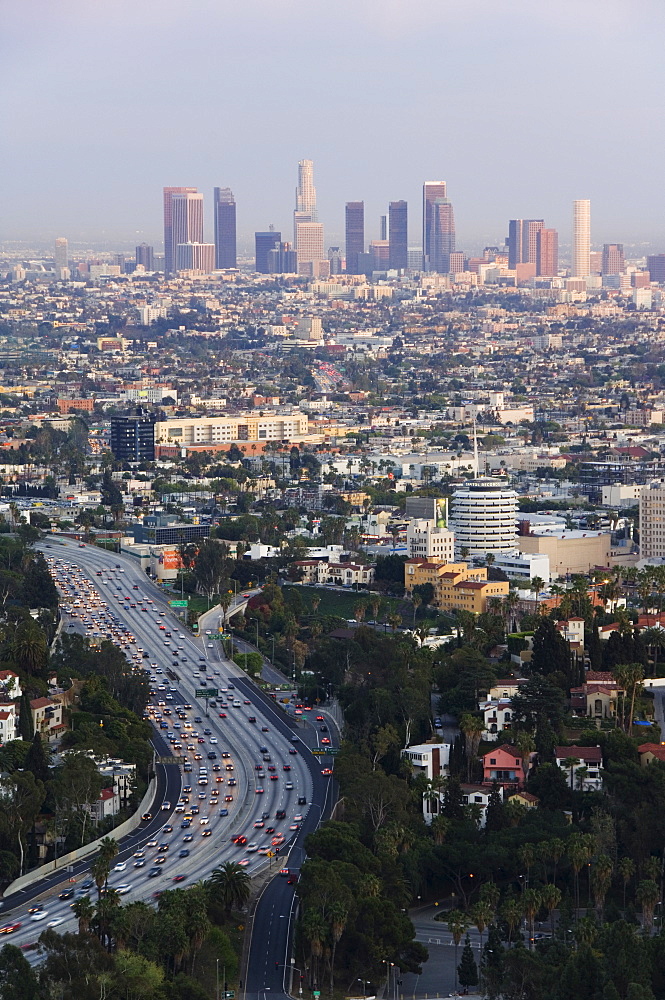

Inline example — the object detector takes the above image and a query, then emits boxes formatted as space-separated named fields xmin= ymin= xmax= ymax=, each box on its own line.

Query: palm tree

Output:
xmin=530 ymin=577 xmax=545 ymax=610
xmin=90 ymin=855 xmax=111 ymax=900
xmin=561 ymin=755 xmax=580 ymax=791
xmin=354 ymin=601 xmax=367 ymax=623
xmin=209 ymin=861 xmax=251 ymax=911
xmin=470 ymin=899 xmax=493 ymax=957
xmin=301 ymin=909 xmax=326 ymax=988
xmin=72 ymin=895 xmax=95 ymax=934
xmin=591 ymin=854 xmax=613 ymax=921
xmin=311 ymin=594 xmax=321 ymax=614
xmin=411 ymin=593 xmax=422 ymax=627
xmin=328 ymin=901 xmax=348 ymax=990
xmin=617 ymin=856 xmax=635 ymax=913
xmin=575 ymin=765 xmax=589 ymax=792
xmin=539 ymin=883 xmax=561 ymax=936
xmin=613 ymin=662 xmax=644 ymax=734
xmin=522 ymin=888 xmax=542 ymax=949
xmin=636 ymin=879 xmax=660 ymax=933
xmin=430 ymin=814 xmax=451 ymax=846
xmin=518 ymin=844 xmax=536 ymax=890
xmin=460 ymin=713 xmax=484 ymax=782
xmin=447 ymin=910 xmax=469 ymax=990
xmin=501 ymin=897 xmax=523 ymax=945
xmin=567 ymin=833 xmax=594 ymax=918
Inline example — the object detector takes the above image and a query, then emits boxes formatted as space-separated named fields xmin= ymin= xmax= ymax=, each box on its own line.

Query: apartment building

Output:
xmin=404 ymin=559 xmax=509 ymax=613
xmin=406 ymin=519 xmax=455 ymax=561
xmin=154 ymin=411 xmax=308 ymax=446
xmin=639 ymin=479 xmax=665 ymax=559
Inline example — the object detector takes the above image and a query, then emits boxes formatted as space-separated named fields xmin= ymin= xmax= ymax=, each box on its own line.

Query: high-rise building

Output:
xmin=389 ymin=200 xmax=408 ymax=270
xmin=267 ymin=242 xmax=298 ymax=274
xmin=296 ymin=159 xmax=317 ymax=219
xmin=451 ymin=478 xmax=518 ymax=558
xmin=639 ymin=480 xmax=665 ymax=560
xmin=647 ymin=254 xmax=665 ymax=283
xmin=176 ymin=242 xmax=215 ymax=273
xmin=380 ymin=215 xmax=387 ymax=241
xmin=214 ymin=187 xmax=237 ymax=269
xmin=426 ymin=198 xmax=455 ymax=273
xmin=449 ymin=251 xmax=466 ymax=274
xmin=54 ymin=237 xmax=68 ymax=273
xmin=602 ymin=243 xmax=625 ymax=276
xmin=370 ymin=240 xmax=390 ymax=271
xmin=507 ymin=219 xmax=544 ymax=269
xmin=536 ymin=229 xmax=558 ymax=277
xmin=294 ymin=222 xmax=324 ymax=271
xmin=328 ymin=247 xmax=344 ymax=274
xmin=345 ymin=202 xmax=364 ymax=274
xmin=135 ymin=243 xmax=154 ymax=270
xmin=255 ymin=230 xmax=281 ymax=273
xmin=163 ymin=186 xmax=198 ymax=274
xmin=572 ymin=199 xmax=591 ymax=277
xmin=423 ymin=181 xmax=447 ymax=270
xmin=110 ymin=410 xmax=155 ymax=462
xmin=171 ymin=192 xmax=204 ymax=264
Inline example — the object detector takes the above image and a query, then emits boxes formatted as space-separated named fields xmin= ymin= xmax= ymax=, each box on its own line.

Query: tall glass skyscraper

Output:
xmin=572 ymin=199 xmax=591 ymax=278
xmin=389 ymin=200 xmax=408 ymax=270
xmin=214 ymin=187 xmax=237 ymax=269
xmin=345 ymin=201 xmax=364 ymax=274
xmin=423 ymin=181 xmax=446 ymax=270
xmin=163 ymin=186 xmax=198 ymax=274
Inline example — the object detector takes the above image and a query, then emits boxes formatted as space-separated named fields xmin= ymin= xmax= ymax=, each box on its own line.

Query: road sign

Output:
xmin=169 ymin=600 xmax=189 ymax=607
xmin=224 ymin=992 xmax=235 ymax=998
xmin=311 ymin=747 xmax=339 ymax=755
xmin=313 ymin=991 xmax=321 ymax=997
xmin=196 ymin=688 xmax=219 ymax=698
xmin=157 ymin=755 xmax=187 ymax=765
xmin=266 ymin=850 xmax=275 ymax=858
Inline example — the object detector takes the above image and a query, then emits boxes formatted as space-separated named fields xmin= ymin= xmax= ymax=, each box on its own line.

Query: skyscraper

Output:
xmin=135 ymin=243 xmax=154 ymax=270
xmin=602 ymin=244 xmax=624 ymax=276
xmin=389 ymin=200 xmax=408 ymax=270
xmin=345 ymin=202 xmax=364 ymax=274
xmin=171 ymin=192 xmax=204 ymax=268
xmin=214 ymin=187 xmax=237 ymax=269
xmin=507 ymin=219 xmax=543 ymax=269
xmin=54 ymin=237 xmax=68 ymax=273
xmin=267 ymin=242 xmax=298 ymax=274
xmin=423 ymin=181 xmax=447 ymax=270
xmin=296 ymin=159 xmax=317 ymax=219
xmin=176 ymin=243 xmax=215 ymax=273
xmin=427 ymin=198 xmax=455 ymax=273
xmin=572 ymin=199 xmax=591 ymax=277
xmin=163 ymin=186 xmax=198 ymax=274
xmin=255 ymin=230 xmax=281 ymax=273
xmin=536 ymin=229 xmax=558 ymax=277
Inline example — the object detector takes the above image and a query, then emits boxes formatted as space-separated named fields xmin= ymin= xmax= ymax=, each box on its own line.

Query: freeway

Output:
xmin=0 ymin=536 xmax=333 ymax=960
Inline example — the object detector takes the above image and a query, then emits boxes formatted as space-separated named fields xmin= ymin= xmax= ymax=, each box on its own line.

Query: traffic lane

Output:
xmin=246 ymin=875 xmax=298 ymax=994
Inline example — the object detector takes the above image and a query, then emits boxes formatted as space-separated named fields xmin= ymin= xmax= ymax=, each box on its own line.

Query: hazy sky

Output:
xmin=3 ymin=0 xmax=665 ymax=253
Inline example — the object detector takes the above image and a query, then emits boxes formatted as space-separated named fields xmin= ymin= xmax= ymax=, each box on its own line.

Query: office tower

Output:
xmin=296 ymin=159 xmax=317 ymax=219
xmin=175 ymin=243 xmax=215 ymax=273
xmin=214 ymin=187 xmax=237 ymax=269
xmin=536 ymin=228 xmax=558 ymax=277
xmin=427 ymin=198 xmax=456 ymax=273
xmin=294 ymin=222 xmax=324 ymax=271
xmin=163 ymin=186 xmax=198 ymax=274
xmin=572 ymin=199 xmax=591 ymax=277
xmin=380 ymin=216 xmax=387 ymax=241
xmin=345 ymin=201 xmax=364 ymax=274
xmin=171 ymin=192 xmax=204 ymax=266
xmin=602 ymin=243 xmax=625 ymax=275
xmin=389 ymin=201 xmax=408 ymax=270
xmin=328 ymin=247 xmax=344 ymax=274
xmin=451 ymin=478 xmax=518 ymax=558
xmin=370 ymin=240 xmax=390 ymax=270
xmin=135 ymin=243 xmax=154 ymax=270
xmin=423 ymin=181 xmax=447 ymax=270
xmin=647 ymin=254 xmax=665 ymax=283
xmin=110 ymin=410 xmax=155 ymax=462
xmin=507 ymin=219 xmax=544 ymax=269
xmin=267 ymin=242 xmax=298 ymax=274
xmin=408 ymin=247 xmax=425 ymax=271
xmin=54 ymin=237 xmax=68 ymax=272
xmin=255 ymin=230 xmax=281 ymax=273
xmin=449 ymin=251 xmax=466 ymax=273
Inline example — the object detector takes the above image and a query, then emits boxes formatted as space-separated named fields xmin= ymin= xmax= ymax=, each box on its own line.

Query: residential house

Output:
xmin=481 ymin=744 xmax=527 ymax=789
xmin=479 ymin=698 xmax=513 ymax=741
xmin=86 ymin=786 xmax=122 ymax=822
xmin=554 ymin=745 xmax=603 ymax=790
xmin=0 ymin=670 xmax=21 ymax=700
xmin=292 ymin=559 xmax=375 ymax=588
xmin=556 ymin=617 xmax=585 ymax=654
xmin=488 ymin=678 xmax=529 ymax=700
xmin=461 ymin=783 xmax=500 ymax=828
xmin=637 ymin=743 xmax=665 ymax=766
xmin=509 ymin=790 xmax=540 ymax=811
xmin=404 ymin=559 xmax=509 ymax=613
xmin=30 ymin=697 xmax=65 ymax=741
xmin=401 ymin=742 xmax=451 ymax=781
xmin=0 ymin=702 xmax=17 ymax=744
xmin=570 ymin=671 xmax=620 ymax=720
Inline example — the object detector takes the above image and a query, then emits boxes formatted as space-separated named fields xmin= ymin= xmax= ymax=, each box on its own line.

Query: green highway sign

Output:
xmin=224 ymin=992 xmax=235 ymax=998
xmin=169 ymin=600 xmax=189 ymax=607
xmin=196 ymin=688 xmax=219 ymax=698
xmin=157 ymin=756 xmax=187 ymax=766
xmin=311 ymin=748 xmax=338 ymax=756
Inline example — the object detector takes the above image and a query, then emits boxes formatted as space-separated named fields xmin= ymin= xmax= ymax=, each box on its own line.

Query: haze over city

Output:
xmin=4 ymin=0 xmax=665 ymax=248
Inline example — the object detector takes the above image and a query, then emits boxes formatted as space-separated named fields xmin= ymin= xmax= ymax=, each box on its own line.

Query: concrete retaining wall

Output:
xmin=3 ymin=775 xmax=157 ymax=897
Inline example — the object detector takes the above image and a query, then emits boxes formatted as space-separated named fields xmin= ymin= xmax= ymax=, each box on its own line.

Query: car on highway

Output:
xmin=30 ymin=910 xmax=49 ymax=921
xmin=148 ymin=867 xmax=161 ymax=878
xmin=58 ymin=888 xmax=75 ymax=900
xmin=0 ymin=922 xmax=22 ymax=934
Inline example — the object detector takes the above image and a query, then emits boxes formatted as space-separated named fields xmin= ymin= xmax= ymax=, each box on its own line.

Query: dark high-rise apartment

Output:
xmin=110 ymin=410 xmax=155 ymax=462
xmin=135 ymin=243 xmax=154 ymax=270
xmin=507 ymin=219 xmax=544 ymax=269
xmin=426 ymin=198 xmax=455 ymax=273
xmin=647 ymin=254 xmax=665 ymax=283
xmin=380 ymin=215 xmax=387 ymax=241
xmin=536 ymin=229 xmax=558 ymax=277
xmin=389 ymin=200 xmax=408 ymax=270
xmin=214 ymin=187 xmax=237 ymax=269
xmin=163 ymin=186 xmax=198 ymax=274
xmin=345 ymin=202 xmax=364 ymax=274
xmin=255 ymin=229 xmax=281 ymax=273
xmin=423 ymin=181 xmax=447 ymax=270
xmin=602 ymin=243 xmax=625 ymax=275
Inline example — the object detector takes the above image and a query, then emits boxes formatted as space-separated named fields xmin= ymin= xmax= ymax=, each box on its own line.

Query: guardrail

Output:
xmin=3 ymin=775 xmax=157 ymax=898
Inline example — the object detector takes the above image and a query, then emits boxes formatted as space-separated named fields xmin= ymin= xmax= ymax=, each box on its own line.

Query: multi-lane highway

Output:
xmin=0 ymin=536 xmax=335 ymax=967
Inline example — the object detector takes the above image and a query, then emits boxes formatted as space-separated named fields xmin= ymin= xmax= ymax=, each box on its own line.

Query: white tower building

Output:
xmin=572 ymin=199 xmax=591 ymax=278
xmin=451 ymin=478 xmax=518 ymax=558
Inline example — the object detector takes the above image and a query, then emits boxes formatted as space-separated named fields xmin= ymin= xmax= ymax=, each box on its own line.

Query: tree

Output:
xmin=447 ymin=911 xmax=469 ymax=991
xmin=72 ymin=895 xmax=95 ymax=934
xmin=192 ymin=539 xmax=229 ymax=600
xmin=636 ymin=879 xmax=659 ymax=932
xmin=618 ymin=856 xmax=636 ymax=912
xmin=0 ymin=771 xmax=45 ymax=874
xmin=209 ymin=861 xmax=251 ymax=911
xmin=460 ymin=713 xmax=484 ymax=782
xmin=522 ymin=888 xmax=542 ymax=949
xmin=17 ymin=692 xmax=33 ymax=741
xmin=480 ymin=924 xmax=505 ymax=1000
xmin=457 ymin=935 xmax=479 ymax=990
xmin=540 ymin=883 xmax=561 ymax=935
xmin=613 ymin=662 xmax=644 ymax=734
xmin=23 ymin=732 xmax=50 ymax=784
xmin=591 ymin=854 xmax=613 ymax=920
xmin=470 ymin=899 xmax=493 ymax=956
xmin=0 ymin=943 xmax=39 ymax=1000
xmin=530 ymin=615 xmax=570 ymax=678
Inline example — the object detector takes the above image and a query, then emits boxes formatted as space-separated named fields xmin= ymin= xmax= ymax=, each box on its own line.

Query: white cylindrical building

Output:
xmin=451 ymin=478 xmax=518 ymax=558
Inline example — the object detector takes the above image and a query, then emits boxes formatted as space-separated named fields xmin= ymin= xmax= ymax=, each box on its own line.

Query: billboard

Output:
xmin=436 ymin=498 xmax=448 ymax=527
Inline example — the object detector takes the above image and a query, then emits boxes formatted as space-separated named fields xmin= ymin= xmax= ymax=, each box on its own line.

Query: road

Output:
xmin=0 ymin=536 xmax=334 ymax=969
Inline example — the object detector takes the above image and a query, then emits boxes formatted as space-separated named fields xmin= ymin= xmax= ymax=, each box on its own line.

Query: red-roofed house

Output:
xmin=555 ymin=746 xmax=602 ymax=790
xmin=637 ymin=743 xmax=665 ymax=766
xmin=86 ymin=786 xmax=121 ymax=822
xmin=0 ymin=670 xmax=21 ymax=700
xmin=481 ymin=745 xmax=527 ymax=789
xmin=0 ymin=703 xmax=17 ymax=743
xmin=29 ymin=697 xmax=64 ymax=742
